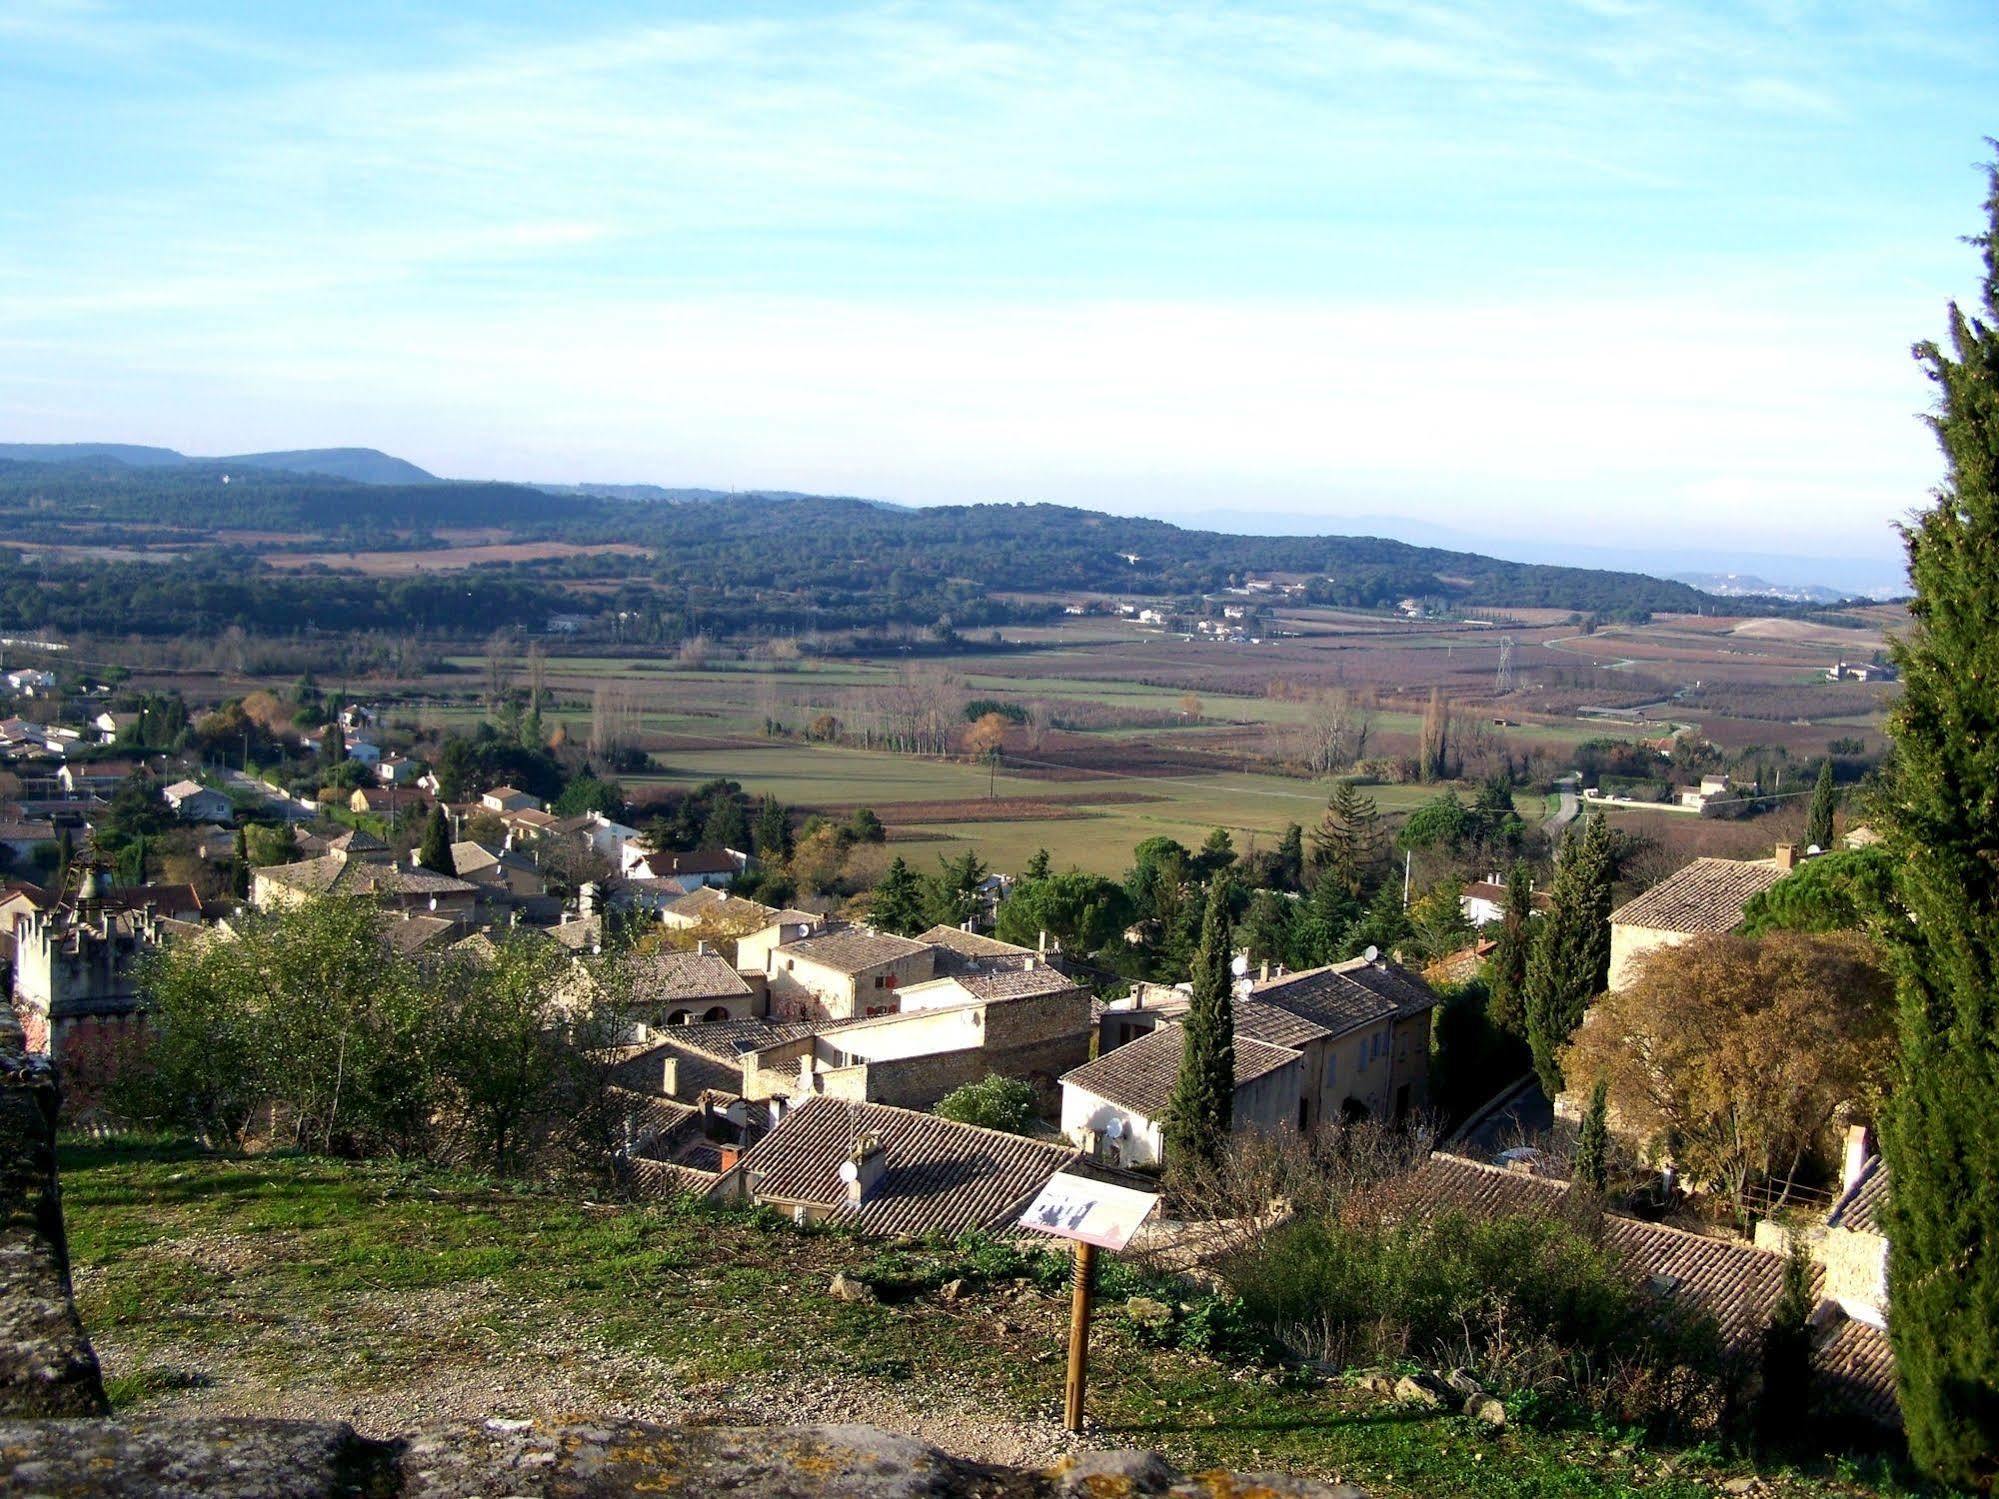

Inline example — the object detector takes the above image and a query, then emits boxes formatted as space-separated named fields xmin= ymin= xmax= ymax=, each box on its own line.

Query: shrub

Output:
xmin=934 ymin=1075 xmax=1037 ymax=1135
xmin=1223 ymin=1200 xmax=1733 ymax=1435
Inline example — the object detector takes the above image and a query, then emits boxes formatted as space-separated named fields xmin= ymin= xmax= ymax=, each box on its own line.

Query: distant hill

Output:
xmin=219 ymin=448 xmax=436 ymax=485
xmin=1670 ymin=572 xmax=1848 ymax=605
xmin=0 ymin=443 xmax=435 ymax=486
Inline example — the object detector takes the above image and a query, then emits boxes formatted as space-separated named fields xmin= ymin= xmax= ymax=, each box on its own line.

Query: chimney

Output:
xmin=1037 ymin=928 xmax=1048 ymax=956
xmin=1843 ymin=1123 xmax=1872 ymax=1195
xmin=696 ymin=939 xmax=710 ymax=957
xmin=659 ymin=1056 xmax=678 ymax=1096
xmin=1258 ymin=960 xmax=1270 ymax=982
xmin=1774 ymin=843 xmax=1798 ymax=872
xmin=843 ymin=1131 xmax=886 ymax=1207
xmin=718 ymin=1143 xmax=741 ymax=1172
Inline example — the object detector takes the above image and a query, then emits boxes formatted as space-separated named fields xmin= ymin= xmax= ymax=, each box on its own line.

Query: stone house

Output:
xmin=733 ymin=910 xmax=826 ymax=976
xmin=1059 ymin=1024 xmax=1303 ymax=1171
xmin=1606 ymin=852 xmax=1792 ymax=992
xmin=763 ymin=926 xmax=938 ymax=1022
xmin=480 ymin=786 xmax=541 ymax=813
xmin=618 ymin=949 xmax=762 ymax=1027
xmin=161 ymin=780 xmax=233 ymax=824
xmin=251 ymin=851 xmax=479 ymax=921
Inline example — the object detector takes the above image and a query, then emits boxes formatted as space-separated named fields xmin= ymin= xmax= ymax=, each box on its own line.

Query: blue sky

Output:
xmin=2 ymin=1 xmax=1994 ymax=573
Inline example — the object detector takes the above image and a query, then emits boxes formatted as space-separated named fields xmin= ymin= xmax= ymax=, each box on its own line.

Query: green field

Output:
xmin=634 ymin=741 xmax=1521 ymax=877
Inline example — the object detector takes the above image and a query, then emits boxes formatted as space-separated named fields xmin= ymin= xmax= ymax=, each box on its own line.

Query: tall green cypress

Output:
xmin=1573 ymin=1077 xmax=1610 ymax=1194
xmin=1165 ymin=875 xmax=1236 ymax=1171
xmin=1878 ymin=154 xmax=1999 ymax=1488
xmin=1486 ymin=860 xmax=1536 ymax=1038
xmin=1524 ymin=812 xmax=1616 ymax=1098
xmin=1805 ymin=759 xmax=1838 ymax=852
xmin=418 ymin=805 xmax=453 ymax=874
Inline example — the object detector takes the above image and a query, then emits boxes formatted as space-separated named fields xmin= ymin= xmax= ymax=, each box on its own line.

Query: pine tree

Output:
xmin=1486 ymin=861 xmax=1536 ymax=1038
xmin=1238 ymin=889 xmax=1293 ymax=970
xmin=752 ymin=796 xmax=792 ymax=861
xmin=418 ymin=806 xmax=453 ymax=874
xmin=1274 ymin=823 xmax=1305 ymax=891
xmin=1524 ymin=812 xmax=1616 ymax=1097
xmin=1165 ymin=875 xmax=1236 ymax=1170
xmin=1805 ymin=759 xmax=1838 ymax=852
xmin=1573 ymin=1076 xmax=1610 ymax=1193
xmin=1877 ymin=154 xmax=1999 ymax=1488
xmin=1024 ymin=847 xmax=1052 ymax=883
xmin=1310 ymin=780 xmax=1383 ymax=900
xmin=870 ymin=856 xmax=925 ymax=935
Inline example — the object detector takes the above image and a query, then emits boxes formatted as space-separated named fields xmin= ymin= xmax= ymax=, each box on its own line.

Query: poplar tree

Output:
xmin=1805 ymin=759 xmax=1838 ymax=852
xmin=1486 ymin=861 xmax=1536 ymax=1038
xmin=1525 ymin=812 xmax=1616 ymax=1097
xmin=1878 ymin=153 xmax=1999 ymax=1488
xmin=1166 ymin=875 xmax=1236 ymax=1171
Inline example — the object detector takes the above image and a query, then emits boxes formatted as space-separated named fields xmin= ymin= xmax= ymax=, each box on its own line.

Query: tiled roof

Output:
xmin=449 ymin=840 xmax=536 ymax=878
xmin=1245 ymin=957 xmax=1438 ymax=1038
xmin=328 ymin=828 xmax=388 ymax=853
xmin=667 ymin=1016 xmax=822 ymax=1058
xmin=548 ymin=915 xmax=602 ymax=951
xmin=642 ymin=848 xmax=739 ymax=877
xmin=1816 ymin=1316 xmax=1899 ymax=1425
xmin=380 ymin=913 xmax=460 ymax=955
xmin=955 ymin=968 xmax=1082 ymax=1002
xmin=609 ymin=1039 xmax=744 ymax=1102
xmin=917 ymin=925 xmax=1037 ymax=960
xmin=1611 ymin=857 xmax=1785 ymax=935
xmin=1827 ymin=1158 xmax=1890 ymax=1238
xmin=663 ymin=888 xmax=778 ymax=926
xmin=735 ymin=1096 xmax=1078 ymax=1238
xmin=624 ymin=950 xmax=754 ymax=1004
xmin=1462 ymin=881 xmax=1552 ymax=909
xmin=1061 ymin=1024 xmax=1301 ymax=1120
xmin=779 ymin=926 xmax=931 ymax=973
xmin=1233 ymin=996 xmax=1335 ymax=1050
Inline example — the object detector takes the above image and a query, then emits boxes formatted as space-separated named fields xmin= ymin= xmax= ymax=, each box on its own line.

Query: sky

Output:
xmin=2 ymin=0 xmax=1995 ymax=579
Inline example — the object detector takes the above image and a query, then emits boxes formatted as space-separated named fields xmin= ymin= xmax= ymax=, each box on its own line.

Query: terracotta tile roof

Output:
xmin=663 ymin=888 xmax=778 ymax=927
xmin=609 ymin=1039 xmax=745 ymax=1102
xmin=667 ymin=1016 xmax=822 ymax=1058
xmin=917 ymin=925 xmax=1038 ymax=961
xmin=1245 ymin=957 xmax=1438 ymax=1038
xmin=779 ymin=926 xmax=931 ymax=974
xmin=955 ymin=968 xmax=1083 ymax=1002
xmin=1061 ymin=1024 xmax=1301 ymax=1120
xmin=1816 ymin=1316 xmax=1898 ymax=1425
xmin=1463 ymin=881 xmax=1553 ymax=910
xmin=642 ymin=848 xmax=740 ymax=878
xmin=1827 ymin=1158 xmax=1890 ymax=1238
xmin=735 ymin=1096 xmax=1077 ymax=1239
xmin=1329 ymin=956 xmax=1445 ymax=1017
xmin=380 ymin=913 xmax=460 ymax=955
xmin=1233 ymin=996 xmax=1335 ymax=1050
xmin=1611 ymin=857 xmax=1785 ymax=935
xmin=623 ymin=951 xmax=754 ymax=1004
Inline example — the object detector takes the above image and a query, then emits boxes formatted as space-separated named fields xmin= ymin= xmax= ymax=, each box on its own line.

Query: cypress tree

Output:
xmin=1573 ymin=1076 xmax=1610 ymax=1194
xmin=1805 ymin=759 xmax=1838 ymax=852
xmin=1165 ymin=875 xmax=1236 ymax=1171
xmin=1275 ymin=822 xmax=1305 ymax=891
xmin=418 ymin=805 xmax=453 ymax=874
xmin=1757 ymin=1242 xmax=1816 ymax=1447
xmin=1878 ymin=154 xmax=1999 ymax=1487
xmin=1524 ymin=812 xmax=1616 ymax=1098
xmin=1486 ymin=861 xmax=1536 ymax=1038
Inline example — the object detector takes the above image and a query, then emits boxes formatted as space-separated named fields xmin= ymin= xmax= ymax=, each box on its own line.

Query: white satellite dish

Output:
xmin=1230 ymin=952 xmax=1249 ymax=978
xmin=837 ymin=1160 xmax=860 ymax=1185
xmin=1806 ymin=844 xmax=1822 ymax=856
xmin=1103 ymin=1117 xmax=1125 ymax=1141
xmin=1363 ymin=945 xmax=1380 ymax=963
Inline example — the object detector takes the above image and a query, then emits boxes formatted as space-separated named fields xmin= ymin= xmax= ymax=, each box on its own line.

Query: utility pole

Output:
xmin=1064 ymin=1241 xmax=1095 ymax=1432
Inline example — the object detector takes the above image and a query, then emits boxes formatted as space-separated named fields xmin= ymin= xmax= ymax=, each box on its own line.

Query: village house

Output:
xmin=342 ymin=738 xmax=383 ymax=768
xmin=446 ymin=840 xmax=553 ymax=920
xmin=251 ymin=849 xmax=479 ymax=921
xmin=718 ymin=1096 xmax=1080 ymax=1238
xmin=4 ymin=668 xmax=56 ymax=695
xmin=618 ymin=949 xmax=763 ymax=1027
xmin=479 ymin=785 xmax=541 ymax=814
xmin=56 ymin=760 xmax=144 ymax=798
xmin=628 ymin=845 xmax=747 ymax=889
xmin=348 ymin=784 xmax=433 ymax=818
xmin=1606 ymin=850 xmax=1793 ymax=991
xmin=375 ymin=754 xmax=423 ymax=786
xmin=161 ymin=779 xmax=234 ymax=824
xmin=1061 ymin=956 xmax=1440 ymax=1170
xmin=763 ymin=926 xmax=938 ymax=1022
xmin=1459 ymin=877 xmax=1551 ymax=927
xmin=0 ymin=815 xmax=57 ymax=863
xmin=88 ymin=710 xmax=137 ymax=744
xmin=733 ymin=909 xmax=827 ymax=975
xmin=736 ymin=969 xmax=1090 ymax=1112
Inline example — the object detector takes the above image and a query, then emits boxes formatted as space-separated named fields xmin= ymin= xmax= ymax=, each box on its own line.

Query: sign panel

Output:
xmin=1018 ymin=1171 xmax=1160 ymax=1252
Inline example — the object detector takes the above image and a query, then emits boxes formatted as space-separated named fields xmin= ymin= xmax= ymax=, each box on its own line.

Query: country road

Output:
xmin=1547 ymin=773 xmax=1580 ymax=835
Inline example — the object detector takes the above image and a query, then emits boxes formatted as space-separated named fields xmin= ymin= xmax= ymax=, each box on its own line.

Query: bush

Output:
xmin=1224 ymin=1200 xmax=1733 ymax=1435
xmin=934 ymin=1075 xmax=1037 ymax=1135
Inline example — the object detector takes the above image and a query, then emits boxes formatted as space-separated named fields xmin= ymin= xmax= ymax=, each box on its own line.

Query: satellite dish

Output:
xmin=1805 ymin=844 xmax=1822 ymax=856
xmin=1363 ymin=945 xmax=1380 ymax=963
xmin=837 ymin=1160 xmax=860 ymax=1185
xmin=1103 ymin=1118 xmax=1125 ymax=1140
xmin=1230 ymin=953 xmax=1250 ymax=978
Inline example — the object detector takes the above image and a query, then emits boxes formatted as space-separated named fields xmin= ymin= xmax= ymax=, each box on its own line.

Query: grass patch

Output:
xmin=58 ymin=1142 xmax=1918 ymax=1499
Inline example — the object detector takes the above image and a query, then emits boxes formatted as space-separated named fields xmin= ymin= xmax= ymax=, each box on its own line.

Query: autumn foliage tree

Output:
xmin=1558 ymin=931 xmax=1893 ymax=1224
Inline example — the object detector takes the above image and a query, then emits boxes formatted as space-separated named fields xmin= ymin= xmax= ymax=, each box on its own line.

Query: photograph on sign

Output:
xmin=1017 ymin=1171 xmax=1160 ymax=1252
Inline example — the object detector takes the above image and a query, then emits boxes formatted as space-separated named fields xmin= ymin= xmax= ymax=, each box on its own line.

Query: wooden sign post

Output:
xmin=1018 ymin=1172 xmax=1160 ymax=1435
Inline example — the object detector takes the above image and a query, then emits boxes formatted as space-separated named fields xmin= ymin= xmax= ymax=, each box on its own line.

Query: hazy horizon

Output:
xmin=5 ymin=1 xmax=1994 ymax=570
